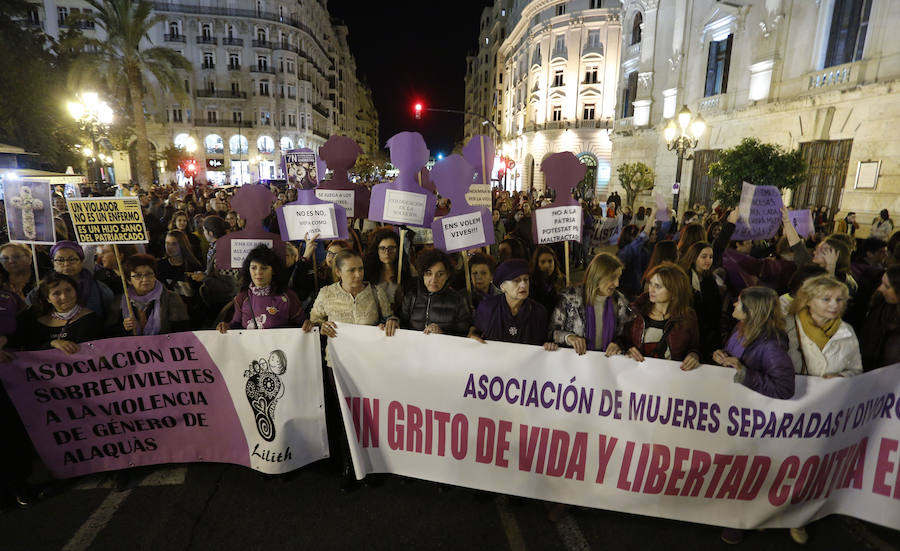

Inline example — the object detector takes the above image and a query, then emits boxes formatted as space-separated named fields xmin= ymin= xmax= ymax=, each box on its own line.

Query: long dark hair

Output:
xmin=363 ymin=228 xmax=413 ymax=287
xmin=166 ymin=230 xmax=202 ymax=271
xmin=642 ymin=240 xmax=678 ymax=288
xmin=239 ymin=245 xmax=288 ymax=293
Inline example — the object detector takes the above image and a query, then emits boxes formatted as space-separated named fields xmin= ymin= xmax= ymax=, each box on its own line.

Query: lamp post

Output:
xmin=68 ymin=92 xmax=114 ymax=189
xmin=664 ymin=105 xmax=706 ymax=217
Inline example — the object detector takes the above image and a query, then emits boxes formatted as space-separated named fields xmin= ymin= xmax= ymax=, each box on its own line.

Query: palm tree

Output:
xmin=68 ymin=0 xmax=191 ymax=189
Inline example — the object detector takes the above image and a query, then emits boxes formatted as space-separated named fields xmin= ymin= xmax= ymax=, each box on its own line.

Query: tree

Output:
xmin=67 ymin=0 xmax=192 ymax=190
xmin=352 ymin=155 xmax=376 ymax=181
xmin=616 ymin=162 xmax=656 ymax=211
xmin=708 ymin=137 xmax=806 ymax=208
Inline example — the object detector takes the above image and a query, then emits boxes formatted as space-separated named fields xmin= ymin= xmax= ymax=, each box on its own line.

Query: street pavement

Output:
xmin=1 ymin=459 xmax=898 ymax=551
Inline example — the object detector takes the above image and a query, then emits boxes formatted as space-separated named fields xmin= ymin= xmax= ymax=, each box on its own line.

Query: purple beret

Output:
xmin=50 ymin=241 xmax=84 ymax=260
xmin=493 ymin=259 xmax=529 ymax=287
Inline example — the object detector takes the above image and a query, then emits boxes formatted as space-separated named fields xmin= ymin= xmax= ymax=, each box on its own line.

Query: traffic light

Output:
xmin=182 ymin=159 xmax=197 ymax=176
xmin=414 ymin=102 xmax=423 ymax=120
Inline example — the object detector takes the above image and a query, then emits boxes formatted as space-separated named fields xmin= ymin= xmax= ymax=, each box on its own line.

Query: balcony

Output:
xmin=196 ymin=90 xmax=247 ymax=99
xmin=312 ymin=103 xmax=329 ymax=117
xmin=164 ymin=33 xmax=186 ymax=42
xmin=227 ymin=63 xmax=241 ymax=71
xmin=194 ymin=120 xmax=255 ymax=128
xmin=222 ymin=37 xmax=243 ymax=46
xmin=196 ymin=35 xmax=217 ymax=44
xmin=201 ymin=62 xmax=215 ymax=70
xmin=806 ymin=62 xmax=857 ymax=90
xmin=252 ymin=39 xmax=275 ymax=49
xmin=313 ymin=127 xmax=329 ymax=139
xmin=250 ymin=65 xmax=276 ymax=74
xmin=624 ymin=42 xmax=640 ymax=61
xmin=698 ymin=95 xmax=722 ymax=112
xmin=275 ymin=42 xmax=294 ymax=52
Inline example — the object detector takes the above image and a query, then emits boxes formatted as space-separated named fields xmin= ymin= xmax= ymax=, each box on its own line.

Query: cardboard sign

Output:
xmin=535 ymin=205 xmax=583 ymax=244
xmin=67 ymin=197 xmax=148 ymax=245
xmin=314 ymin=189 xmax=355 ymax=218
xmin=383 ymin=189 xmax=427 ymax=225
xmin=439 ymin=211 xmax=487 ymax=251
xmin=216 ymin=185 xmax=286 ymax=269
xmin=789 ymin=209 xmax=814 ymax=238
xmin=281 ymin=203 xmax=339 ymax=240
xmin=230 ymin=238 xmax=274 ymax=268
xmin=731 ymin=183 xmax=784 ymax=241
xmin=464 ymin=184 xmax=492 ymax=209
xmin=654 ymin=192 xmax=670 ymax=222
xmin=282 ymin=148 xmax=319 ymax=189
xmin=5 ymin=180 xmax=56 ymax=245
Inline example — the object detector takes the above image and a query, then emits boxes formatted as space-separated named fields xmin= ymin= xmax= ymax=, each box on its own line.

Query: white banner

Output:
xmin=329 ymin=325 xmax=900 ymax=530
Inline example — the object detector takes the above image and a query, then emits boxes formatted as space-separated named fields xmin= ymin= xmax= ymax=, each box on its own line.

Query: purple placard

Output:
xmin=532 ymin=152 xmax=586 ymax=244
xmin=315 ymin=135 xmax=370 ymax=219
xmin=430 ymin=154 xmax=494 ymax=253
xmin=732 ymin=184 xmax=784 ymax=241
xmin=282 ymin=148 xmax=320 ymax=189
xmin=216 ymin=184 xmax=286 ymax=269
xmin=367 ymin=132 xmax=436 ymax=228
xmin=462 ymin=134 xmax=495 ymax=188
xmin=789 ymin=209 xmax=814 ymax=238
xmin=0 ymin=333 xmax=249 ymax=478
xmin=4 ymin=180 xmax=56 ymax=245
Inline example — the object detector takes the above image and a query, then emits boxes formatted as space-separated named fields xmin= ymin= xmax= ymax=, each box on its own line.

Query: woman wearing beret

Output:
xmin=469 ymin=259 xmax=557 ymax=350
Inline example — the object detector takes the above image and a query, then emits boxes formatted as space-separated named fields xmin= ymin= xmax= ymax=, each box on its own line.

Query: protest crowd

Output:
xmin=1 ymin=172 xmax=899 ymax=546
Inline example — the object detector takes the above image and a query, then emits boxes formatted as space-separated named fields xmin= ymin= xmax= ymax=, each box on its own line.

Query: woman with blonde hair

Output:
xmin=785 ymin=274 xmax=862 ymax=379
xmin=550 ymin=253 xmax=633 ymax=355
xmin=622 ymin=262 xmax=701 ymax=370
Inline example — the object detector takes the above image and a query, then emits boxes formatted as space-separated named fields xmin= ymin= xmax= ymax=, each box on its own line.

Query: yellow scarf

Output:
xmin=797 ymin=309 xmax=841 ymax=350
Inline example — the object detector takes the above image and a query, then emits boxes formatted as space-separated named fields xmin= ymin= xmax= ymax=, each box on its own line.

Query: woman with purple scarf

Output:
xmin=217 ymin=245 xmax=313 ymax=333
xmin=469 ymin=259 xmax=558 ymax=350
xmin=108 ymin=254 xmax=190 ymax=336
xmin=550 ymin=253 xmax=633 ymax=355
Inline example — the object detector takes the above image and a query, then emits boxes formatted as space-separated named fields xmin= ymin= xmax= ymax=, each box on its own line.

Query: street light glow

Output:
xmin=67 ymin=101 xmax=85 ymax=120
xmin=664 ymin=119 xmax=677 ymax=143
xmin=677 ymin=105 xmax=692 ymax=129
xmin=690 ymin=115 xmax=706 ymax=140
xmin=82 ymin=147 xmax=93 ymax=157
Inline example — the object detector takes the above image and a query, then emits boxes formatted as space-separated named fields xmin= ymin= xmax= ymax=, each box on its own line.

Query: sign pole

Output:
xmin=480 ymin=136 xmax=488 ymax=187
xmin=29 ymin=244 xmax=40 ymax=284
xmin=397 ymin=227 xmax=405 ymax=284
xmin=113 ymin=244 xmax=137 ymax=336
xmin=564 ymin=241 xmax=571 ymax=287
xmin=462 ymin=251 xmax=472 ymax=300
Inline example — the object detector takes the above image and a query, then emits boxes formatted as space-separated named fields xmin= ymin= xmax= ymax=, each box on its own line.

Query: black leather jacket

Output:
xmin=399 ymin=279 xmax=472 ymax=336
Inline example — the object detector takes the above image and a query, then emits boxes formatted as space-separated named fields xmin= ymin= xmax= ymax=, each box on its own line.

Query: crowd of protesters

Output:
xmin=1 ymin=181 xmax=899 ymax=544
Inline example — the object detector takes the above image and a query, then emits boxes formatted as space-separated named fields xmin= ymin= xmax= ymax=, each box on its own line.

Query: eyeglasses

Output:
xmin=378 ymin=246 xmax=398 ymax=253
xmin=131 ymin=272 xmax=156 ymax=280
xmin=53 ymin=258 xmax=81 ymax=264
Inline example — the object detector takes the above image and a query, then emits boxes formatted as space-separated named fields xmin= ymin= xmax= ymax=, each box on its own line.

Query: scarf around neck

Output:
xmin=123 ymin=280 xmax=164 ymax=336
xmin=249 ymin=283 xmax=271 ymax=296
xmin=797 ymin=309 xmax=840 ymax=350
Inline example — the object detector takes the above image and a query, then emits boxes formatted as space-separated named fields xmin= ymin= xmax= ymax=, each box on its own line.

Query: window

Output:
xmin=288 ymin=113 xmax=296 ymax=126
xmin=172 ymin=108 xmax=183 ymax=123
xmin=257 ymin=56 xmax=268 ymax=70
xmin=485 ymin=37 xmax=489 ymax=45
xmin=260 ymin=112 xmax=271 ymax=126
xmin=585 ymin=65 xmax=599 ymax=84
xmin=552 ymin=69 xmax=564 ymax=87
xmin=201 ymin=24 xmax=212 ymax=39
xmin=231 ymin=82 xmax=240 ymax=94
xmin=203 ymin=52 xmax=214 ymax=69
xmin=169 ymin=21 xmax=179 ymax=36
xmin=257 ymin=28 xmax=266 ymax=42
xmin=27 ymin=6 xmax=40 ymax=25
xmin=587 ymin=30 xmax=602 ymax=51
xmin=281 ymin=111 xmax=286 ymax=125
xmin=703 ymin=34 xmax=733 ymax=97
xmin=205 ymin=80 xmax=215 ymax=93
xmin=551 ymin=105 xmax=562 ymax=122
xmin=824 ymin=0 xmax=873 ymax=68
xmin=583 ymin=103 xmax=595 ymax=120
xmin=259 ymin=80 xmax=270 ymax=96
xmin=555 ymin=4 xmax=566 ymax=16
xmin=287 ymin=60 xmax=294 ymax=73
xmin=554 ymin=34 xmax=566 ymax=54
xmin=589 ymin=0 xmax=601 ymax=8
xmin=184 ymin=79 xmax=190 ymax=93
xmin=226 ymin=25 xmax=234 ymax=39
xmin=57 ymin=7 xmax=68 ymax=25
xmin=232 ymin=111 xmax=242 ymax=123
xmin=287 ymin=85 xmax=296 ymax=98
xmin=207 ymin=111 xmax=217 ymax=123
xmin=281 ymin=33 xmax=288 ymax=49
xmin=621 ymin=71 xmax=637 ymax=117
xmin=229 ymin=54 xmax=240 ymax=69
xmin=631 ymin=12 xmax=643 ymax=45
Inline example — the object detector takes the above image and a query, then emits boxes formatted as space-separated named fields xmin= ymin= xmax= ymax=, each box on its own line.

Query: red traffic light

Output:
xmin=414 ymin=102 xmax=423 ymax=119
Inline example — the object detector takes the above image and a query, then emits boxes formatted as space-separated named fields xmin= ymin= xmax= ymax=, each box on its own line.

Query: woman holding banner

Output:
xmin=217 ymin=245 xmax=312 ymax=333
xmin=550 ymin=253 xmax=633 ymax=355
xmin=22 ymin=273 xmax=101 ymax=353
xmin=399 ymin=248 xmax=472 ymax=336
xmin=469 ymin=259 xmax=557 ymax=350
xmin=109 ymin=254 xmax=191 ymax=336
xmin=622 ymin=263 xmax=701 ymax=370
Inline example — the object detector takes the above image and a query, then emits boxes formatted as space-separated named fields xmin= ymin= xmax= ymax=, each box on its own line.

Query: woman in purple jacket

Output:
xmin=713 ymin=285 xmax=795 ymax=544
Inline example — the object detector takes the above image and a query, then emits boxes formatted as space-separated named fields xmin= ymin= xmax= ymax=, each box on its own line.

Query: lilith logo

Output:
xmin=244 ymin=350 xmax=286 ymax=441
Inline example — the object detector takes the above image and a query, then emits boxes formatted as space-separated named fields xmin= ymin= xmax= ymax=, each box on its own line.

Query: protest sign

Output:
xmin=430 ymin=149 xmax=493 ymax=254
xmin=464 ymin=185 xmax=492 ymax=209
xmin=731 ymin=183 xmax=784 ymax=241
xmin=789 ymin=209 xmax=815 ymax=238
xmin=368 ymin=132 xmax=435 ymax=228
xmin=590 ymin=215 xmax=623 ymax=248
xmin=216 ymin=185 xmax=285 ymax=269
xmin=231 ymin=239 xmax=274 ymax=268
xmin=654 ymin=193 xmax=670 ymax=222
xmin=5 ymin=181 xmax=56 ymax=245
xmin=67 ymin=197 xmax=148 ymax=245
xmin=0 ymin=329 xmax=328 ymax=478
xmin=316 ymin=135 xmax=370 ymax=218
xmin=315 ymin=189 xmax=356 ymax=218
xmin=281 ymin=204 xmax=339 ymax=241
xmin=438 ymin=211 xmax=487 ymax=251
xmin=462 ymin=135 xmax=495 ymax=210
xmin=282 ymin=148 xmax=319 ymax=189
xmin=329 ymin=325 xmax=900 ymax=531
xmin=534 ymin=205 xmax=582 ymax=244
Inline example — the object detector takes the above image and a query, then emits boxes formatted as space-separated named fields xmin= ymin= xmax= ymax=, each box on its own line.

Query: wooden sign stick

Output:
xmin=462 ymin=251 xmax=472 ymax=299
xmin=397 ymin=227 xmax=405 ymax=284
xmin=113 ymin=244 xmax=137 ymax=336
xmin=29 ymin=243 xmax=40 ymax=284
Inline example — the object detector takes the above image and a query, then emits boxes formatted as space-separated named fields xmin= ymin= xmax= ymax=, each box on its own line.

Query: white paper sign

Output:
xmin=384 ymin=189 xmax=427 ymax=225
xmin=441 ymin=211 xmax=486 ymax=250
xmin=282 ymin=204 xmax=339 ymax=240
xmin=231 ymin=239 xmax=274 ymax=268
xmin=535 ymin=205 xmax=582 ymax=244
xmin=315 ymin=189 xmax=355 ymax=218
xmin=464 ymin=184 xmax=492 ymax=209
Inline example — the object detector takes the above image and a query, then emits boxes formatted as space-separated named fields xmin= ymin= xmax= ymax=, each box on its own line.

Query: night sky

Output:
xmin=328 ymin=0 xmax=493 ymax=158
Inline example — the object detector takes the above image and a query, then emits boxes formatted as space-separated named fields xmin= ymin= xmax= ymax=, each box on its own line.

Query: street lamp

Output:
xmin=664 ymin=105 xmax=705 ymax=217
xmin=68 ymin=92 xmax=114 ymax=189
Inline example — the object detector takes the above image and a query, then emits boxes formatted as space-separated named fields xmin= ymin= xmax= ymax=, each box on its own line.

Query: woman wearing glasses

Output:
xmin=108 ymin=254 xmax=191 ymax=336
xmin=363 ymin=228 xmax=413 ymax=311
xmin=26 ymin=241 xmax=114 ymax=318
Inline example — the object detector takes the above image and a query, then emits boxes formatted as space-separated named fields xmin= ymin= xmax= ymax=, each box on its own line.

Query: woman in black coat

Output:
xmin=399 ymin=248 xmax=472 ymax=336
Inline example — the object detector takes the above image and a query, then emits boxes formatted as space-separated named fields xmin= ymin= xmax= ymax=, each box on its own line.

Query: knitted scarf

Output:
xmin=797 ymin=309 xmax=840 ymax=350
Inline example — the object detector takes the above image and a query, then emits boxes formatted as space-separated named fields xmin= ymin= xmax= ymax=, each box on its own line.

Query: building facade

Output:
xmin=465 ymin=0 xmax=622 ymax=194
xmin=612 ymin=0 xmax=900 ymax=227
xmin=28 ymin=0 xmax=378 ymax=185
